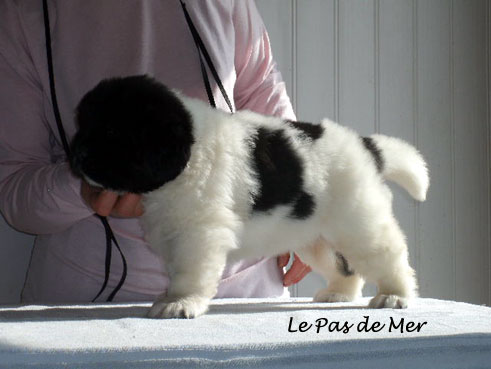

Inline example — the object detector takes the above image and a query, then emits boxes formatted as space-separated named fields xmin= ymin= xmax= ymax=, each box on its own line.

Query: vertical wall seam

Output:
xmin=474 ymin=0 xmax=488 ymax=306
xmin=450 ymin=0 xmax=457 ymax=301
xmin=291 ymin=0 xmax=298 ymax=298
xmin=374 ymin=0 xmax=380 ymax=133
xmin=477 ymin=0 xmax=489 ymax=305
xmin=488 ymin=0 xmax=491 ymax=306
xmin=413 ymin=0 xmax=421 ymax=287
xmin=292 ymin=0 xmax=298 ymax=115
xmin=334 ymin=0 xmax=340 ymax=122
xmin=481 ymin=0 xmax=489 ymax=306
xmin=487 ymin=0 xmax=491 ymax=306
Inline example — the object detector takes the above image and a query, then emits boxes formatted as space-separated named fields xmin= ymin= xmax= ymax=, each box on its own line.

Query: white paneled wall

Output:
xmin=257 ymin=0 xmax=490 ymax=305
xmin=0 ymin=1 xmax=489 ymax=306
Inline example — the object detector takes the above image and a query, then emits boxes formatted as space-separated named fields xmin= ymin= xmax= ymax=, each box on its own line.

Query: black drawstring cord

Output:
xmin=42 ymin=0 xmax=70 ymax=157
xmin=42 ymin=0 xmax=127 ymax=302
xmin=42 ymin=0 xmax=230 ymax=303
xmin=92 ymin=214 xmax=128 ymax=302
xmin=179 ymin=0 xmax=234 ymax=114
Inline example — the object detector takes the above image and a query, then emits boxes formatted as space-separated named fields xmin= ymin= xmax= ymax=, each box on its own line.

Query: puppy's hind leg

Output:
xmin=147 ymin=226 xmax=236 ymax=319
xmin=365 ymin=220 xmax=418 ymax=309
xmin=297 ymin=238 xmax=364 ymax=303
xmin=342 ymin=219 xmax=418 ymax=309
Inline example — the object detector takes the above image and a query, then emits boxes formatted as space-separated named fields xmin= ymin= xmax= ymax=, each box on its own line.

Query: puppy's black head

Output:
xmin=70 ymin=75 xmax=194 ymax=193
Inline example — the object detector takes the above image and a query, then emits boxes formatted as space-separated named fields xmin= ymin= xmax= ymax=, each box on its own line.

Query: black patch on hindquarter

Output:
xmin=285 ymin=120 xmax=324 ymax=141
xmin=250 ymin=128 xmax=315 ymax=218
xmin=290 ymin=191 xmax=315 ymax=219
xmin=70 ymin=75 xmax=194 ymax=194
xmin=335 ymin=252 xmax=355 ymax=277
xmin=362 ymin=136 xmax=384 ymax=172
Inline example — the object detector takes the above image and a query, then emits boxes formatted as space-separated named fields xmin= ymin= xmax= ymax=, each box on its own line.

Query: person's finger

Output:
xmin=92 ymin=190 xmax=119 ymax=217
xmin=283 ymin=265 xmax=311 ymax=286
xmin=282 ymin=254 xmax=312 ymax=286
xmin=112 ymin=193 xmax=144 ymax=218
xmin=277 ymin=253 xmax=291 ymax=268
xmin=80 ymin=180 xmax=118 ymax=217
xmin=134 ymin=199 xmax=144 ymax=216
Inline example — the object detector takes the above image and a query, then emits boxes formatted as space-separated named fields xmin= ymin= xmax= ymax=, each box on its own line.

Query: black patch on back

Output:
xmin=362 ymin=136 xmax=384 ymax=172
xmin=286 ymin=120 xmax=324 ymax=140
xmin=250 ymin=127 xmax=315 ymax=218
xmin=335 ymin=252 xmax=355 ymax=277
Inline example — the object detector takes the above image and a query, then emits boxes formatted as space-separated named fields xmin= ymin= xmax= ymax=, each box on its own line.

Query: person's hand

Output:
xmin=277 ymin=252 xmax=312 ymax=287
xmin=81 ymin=180 xmax=144 ymax=218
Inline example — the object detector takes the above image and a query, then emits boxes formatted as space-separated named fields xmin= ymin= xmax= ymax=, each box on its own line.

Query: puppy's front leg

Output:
xmin=147 ymin=226 xmax=235 ymax=319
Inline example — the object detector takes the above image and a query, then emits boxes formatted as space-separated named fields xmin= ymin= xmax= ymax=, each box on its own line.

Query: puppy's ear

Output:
xmin=129 ymin=77 xmax=195 ymax=191
xmin=140 ymin=108 xmax=194 ymax=187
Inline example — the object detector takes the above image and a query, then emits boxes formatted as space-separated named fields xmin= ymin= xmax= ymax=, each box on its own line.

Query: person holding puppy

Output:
xmin=0 ymin=0 xmax=310 ymax=303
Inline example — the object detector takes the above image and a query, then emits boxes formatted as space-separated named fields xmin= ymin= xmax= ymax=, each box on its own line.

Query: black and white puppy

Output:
xmin=70 ymin=75 xmax=429 ymax=318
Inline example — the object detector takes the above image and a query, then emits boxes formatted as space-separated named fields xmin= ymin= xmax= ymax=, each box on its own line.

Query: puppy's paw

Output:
xmin=314 ymin=288 xmax=355 ymax=303
xmin=147 ymin=295 xmax=210 ymax=319
xmin=369 ymin=294 xmax=408 ymax=309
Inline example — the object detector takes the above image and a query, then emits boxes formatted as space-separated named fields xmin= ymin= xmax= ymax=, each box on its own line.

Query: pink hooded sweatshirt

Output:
xmin=0 ymin=0 xmax=295 ymax=303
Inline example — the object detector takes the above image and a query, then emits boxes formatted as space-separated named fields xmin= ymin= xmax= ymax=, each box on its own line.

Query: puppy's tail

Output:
xmin=370 ymin=134 xmax=429 ymax=201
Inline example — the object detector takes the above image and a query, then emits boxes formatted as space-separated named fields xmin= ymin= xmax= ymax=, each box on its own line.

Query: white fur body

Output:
xmin=142 ymin=96 xmax=429 ymax=318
